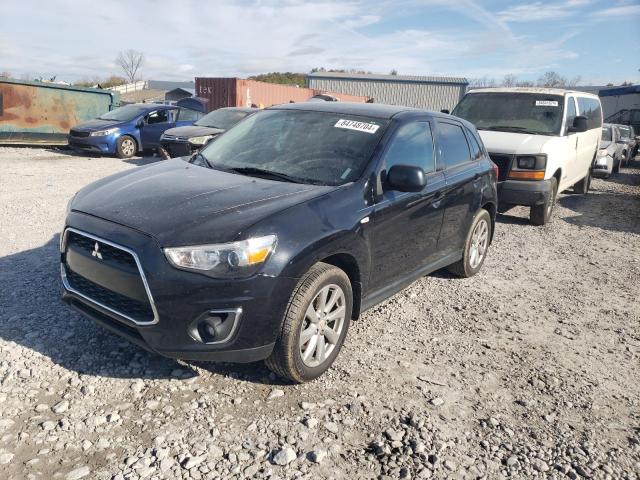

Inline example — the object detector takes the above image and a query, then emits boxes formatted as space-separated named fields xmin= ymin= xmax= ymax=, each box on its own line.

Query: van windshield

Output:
xmin=453 ymin=93 xmax=565 ymax=136
xmin=197 ymin=109 xmax=389 ymax=186
xmin=98 ymin=105 xmax=149 ymax=122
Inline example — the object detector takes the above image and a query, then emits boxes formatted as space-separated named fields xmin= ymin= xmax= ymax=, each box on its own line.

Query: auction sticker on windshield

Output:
xmin=535 ymin=100 xmax=559 ymax=107
xmin=334 ymin=119 xmax=380 ymax=134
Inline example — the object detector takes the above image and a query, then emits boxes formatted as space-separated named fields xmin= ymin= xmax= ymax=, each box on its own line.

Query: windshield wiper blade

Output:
xmin=483 ymin=126 xmax=546 ymax=135
xmin=228 ymin=167 xmax=306 ymax=184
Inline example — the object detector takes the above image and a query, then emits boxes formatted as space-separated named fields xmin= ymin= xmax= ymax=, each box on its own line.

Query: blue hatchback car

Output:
xmin=68 ymin=102 xmax=202 ymax=158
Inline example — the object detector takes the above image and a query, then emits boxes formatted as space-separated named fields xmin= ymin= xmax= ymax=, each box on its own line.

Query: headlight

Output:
xmin=188 ymin=135 xmax=214 ymax=145
xmin=164 ymin=235 xmax=277 ymax=278
xmin=515 ymin=154 xmax=546 ymax=170
xmin=90 ymin=127 xmax=119 ymax=137
xmin=596 ymin=149 xmax=609 ymax=158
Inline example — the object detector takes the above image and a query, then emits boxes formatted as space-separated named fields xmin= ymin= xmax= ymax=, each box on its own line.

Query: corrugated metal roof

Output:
xmin=307 ymin=71 xmax=468 ymax=85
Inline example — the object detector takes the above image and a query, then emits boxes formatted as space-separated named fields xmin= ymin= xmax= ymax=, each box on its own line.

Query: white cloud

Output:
xmin=498 ymin=0 xmax=591 ymax=22
xmin=592 ymin=4 xmax=640 ymax=17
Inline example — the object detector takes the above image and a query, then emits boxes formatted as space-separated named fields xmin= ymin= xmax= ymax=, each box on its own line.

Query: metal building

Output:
xmin=307 ymin=72 xmax=468 ymax=111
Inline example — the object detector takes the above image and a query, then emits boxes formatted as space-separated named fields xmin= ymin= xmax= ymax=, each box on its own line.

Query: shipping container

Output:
xmin=0 ymin=78 xmax=119 ymax=145
xmin=195 ymin=77 xmax=368 ymax=112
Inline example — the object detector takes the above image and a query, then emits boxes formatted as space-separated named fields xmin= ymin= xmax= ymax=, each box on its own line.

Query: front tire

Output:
xmin=448 ymin=208 xmax=492 ymax=278
xmin=116 ymin=135 xmax=137 ymax=159
xmin=530 ymin=177 xmax=557 ymax=226
xmin=573 ymin=170 xmax=591 ymax=194
xmin=265 ymin=262 xmax=352 ymax=383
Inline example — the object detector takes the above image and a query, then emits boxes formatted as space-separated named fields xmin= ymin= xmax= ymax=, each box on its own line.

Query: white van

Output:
xmin=452 ymin=88 xmax=603 ymax=225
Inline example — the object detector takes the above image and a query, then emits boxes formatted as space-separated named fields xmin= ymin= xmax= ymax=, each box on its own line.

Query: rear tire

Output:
xmin=530 ymin=177 xmax=557 ymax=226
xmin=116 ymin=135 xmax=137 ymax=159
xmin=265 ymin=262 xmax=352 ymax=383
xmin=448 ymin=209 xmax=492 ymax=278
xmin=573 ymin=170 xmax=591 ymax=194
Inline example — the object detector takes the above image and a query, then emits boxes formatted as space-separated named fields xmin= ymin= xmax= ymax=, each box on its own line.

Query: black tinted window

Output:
xmin=383 ymin=122 xmax=434 ymax=172
xmin=465 ymin=128 xmax=483 ymax=161
xmin=438 ymin=122 xmax=472 ymax=168
xmin=577 ymin=97 xmax=602 ymax=130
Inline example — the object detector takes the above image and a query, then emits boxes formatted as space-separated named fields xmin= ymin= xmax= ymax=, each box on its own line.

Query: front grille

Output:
xmin=489 ymin=154 xmax=513 ymax=181
xmin=65 ymin=270 xmax=154 ymax=323
xmin=69 ymin=129 xmax=90 ymax=138
xmin=67 ymin=231 xmax=137 ymax=270
xmin=62 ymin=229 xmax=156 ymax=325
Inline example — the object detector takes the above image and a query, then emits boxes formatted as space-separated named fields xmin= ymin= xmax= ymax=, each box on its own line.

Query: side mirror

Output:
xmin=568 ymin=116 xmax=587 ymax=133
xmin=386 ymin=165 xmax=426 ymax=192
xmin=136 ymin=118 xmax=143 ymax=128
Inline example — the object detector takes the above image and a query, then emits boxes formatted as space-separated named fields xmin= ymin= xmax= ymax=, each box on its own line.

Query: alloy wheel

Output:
xmin=299 ymin=284 xmax=346 ymax=367
xmin=121 ymin=139 xmax=135 ymax=157
xmin=469 ymin=219 xmax=489 ymax=269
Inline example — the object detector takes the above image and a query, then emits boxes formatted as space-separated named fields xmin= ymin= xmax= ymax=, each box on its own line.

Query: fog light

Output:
xmin=187 ymin=308 xmax=242 ymax=344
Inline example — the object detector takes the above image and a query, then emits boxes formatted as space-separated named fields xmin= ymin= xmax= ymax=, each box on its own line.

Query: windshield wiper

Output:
xmin=481 ymin=126 xmax=547 ymax=135
xmin=228 ymin=167 xmax=307 ymax=184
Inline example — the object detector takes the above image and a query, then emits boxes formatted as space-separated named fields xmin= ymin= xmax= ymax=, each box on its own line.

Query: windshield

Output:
xmin=601 ymin=127 xmax=612 ymax=142
xmin=195 ymin=109 xmax=252 ymax=129
xmin=197 ymin=110 xmax=389 ymax=185
xmin=98 ymin=104 xmax=148 ymax=122
xmin=453 ymin=93 xmax=565 ymax=135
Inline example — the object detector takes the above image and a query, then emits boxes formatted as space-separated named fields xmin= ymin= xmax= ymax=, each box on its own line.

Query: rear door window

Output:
xmin=437 ymin=122 xmax=472 ymax=168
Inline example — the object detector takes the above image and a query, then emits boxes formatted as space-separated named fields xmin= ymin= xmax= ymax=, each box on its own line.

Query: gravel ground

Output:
xmin=1 ymin=146 xmax=639 ymax=480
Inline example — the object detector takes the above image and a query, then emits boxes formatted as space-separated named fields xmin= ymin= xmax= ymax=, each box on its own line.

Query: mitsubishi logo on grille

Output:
xmin=91 ymin=242 xmax=103 ymax=260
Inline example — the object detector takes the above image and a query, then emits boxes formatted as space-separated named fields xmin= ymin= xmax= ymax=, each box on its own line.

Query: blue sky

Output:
xmin=1 ymin=0 xmax=638 ymax=85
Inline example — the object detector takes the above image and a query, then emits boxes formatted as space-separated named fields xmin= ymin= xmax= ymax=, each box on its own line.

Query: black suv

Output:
xmin=61 ymin=102 xmax=498 ymax=382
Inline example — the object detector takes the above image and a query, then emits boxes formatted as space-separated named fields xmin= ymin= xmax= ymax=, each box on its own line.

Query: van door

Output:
xmin=563 ymin=95 xmax=579 ymax=188
xmin=575 ymin=97 xmax=602 ymax=182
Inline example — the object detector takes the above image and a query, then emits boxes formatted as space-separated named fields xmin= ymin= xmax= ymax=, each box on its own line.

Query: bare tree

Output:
xmin=537 ymin=71 xmax=565 ymax=88
xmin=115 ymin=50 xmax=145 ymax=84
xmin=0 ymin=71 xmax=11 ymax=78
xmin=502 ymin=74 xmax=517 ymax=87
xmin=468 ymin=76 xmax=497 ymax=88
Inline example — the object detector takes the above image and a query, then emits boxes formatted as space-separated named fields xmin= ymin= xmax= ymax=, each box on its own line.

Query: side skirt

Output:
xmin=361 ymin=251 xmax=462 ymax=312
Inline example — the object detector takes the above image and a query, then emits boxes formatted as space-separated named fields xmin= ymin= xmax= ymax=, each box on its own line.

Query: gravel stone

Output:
xmin=272 ymin=447 xmax=297 ymax=465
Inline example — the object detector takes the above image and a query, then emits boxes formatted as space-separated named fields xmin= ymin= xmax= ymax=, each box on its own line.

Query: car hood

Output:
xmin=599 ymin=140 xmax=612 ymax=150
xmin=163 ymin=125 xmax=225 ymax=138
xmin=72 ymin=118 xmax=126 ymax=131
xmin=71 ymin=159 xmax=336 ymax=246
xmin=478 ymin=130 xmax=554 ymax=155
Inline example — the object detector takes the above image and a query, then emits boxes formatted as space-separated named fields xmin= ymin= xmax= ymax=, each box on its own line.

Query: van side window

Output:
xmin=383 ymin=122 xmax=435 ymax=172
xmin=438 ymin=122 xmax=472 ymax=168
xmin=565 ymin=97 xmax=577 ymax=132
xmin=577 ymin=97 xmax=602 ymax=130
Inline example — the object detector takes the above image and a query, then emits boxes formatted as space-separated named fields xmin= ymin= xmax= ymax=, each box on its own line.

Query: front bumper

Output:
xmin=159 ymin=140 xmax=196 ymax=159
xmin=60 ymin=212 xmax=296 ymax=362
xmin=592 ymin=156 xmax=613 ymax=177
xmin=498 ymin=178 xmax=553 ymax=208
xmin=68 ymin=135 xmax=116 ymax=154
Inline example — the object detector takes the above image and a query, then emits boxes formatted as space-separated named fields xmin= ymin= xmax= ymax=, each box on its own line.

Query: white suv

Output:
xmin=453 ymin=88 xmax=602 ymax=225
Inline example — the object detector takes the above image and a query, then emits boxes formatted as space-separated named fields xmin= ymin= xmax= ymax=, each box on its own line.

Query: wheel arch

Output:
xmin=480 ymin=201 xmax=497 ymax=244
xmin=319 ymin=253 xmax=362 ymax=321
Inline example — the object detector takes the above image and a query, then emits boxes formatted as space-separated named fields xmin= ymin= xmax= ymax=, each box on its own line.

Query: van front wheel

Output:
xmin=573 ymin=170 xmax=591 ymax=194
xmin=530 ymin=177 xmax=557 ymax=226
